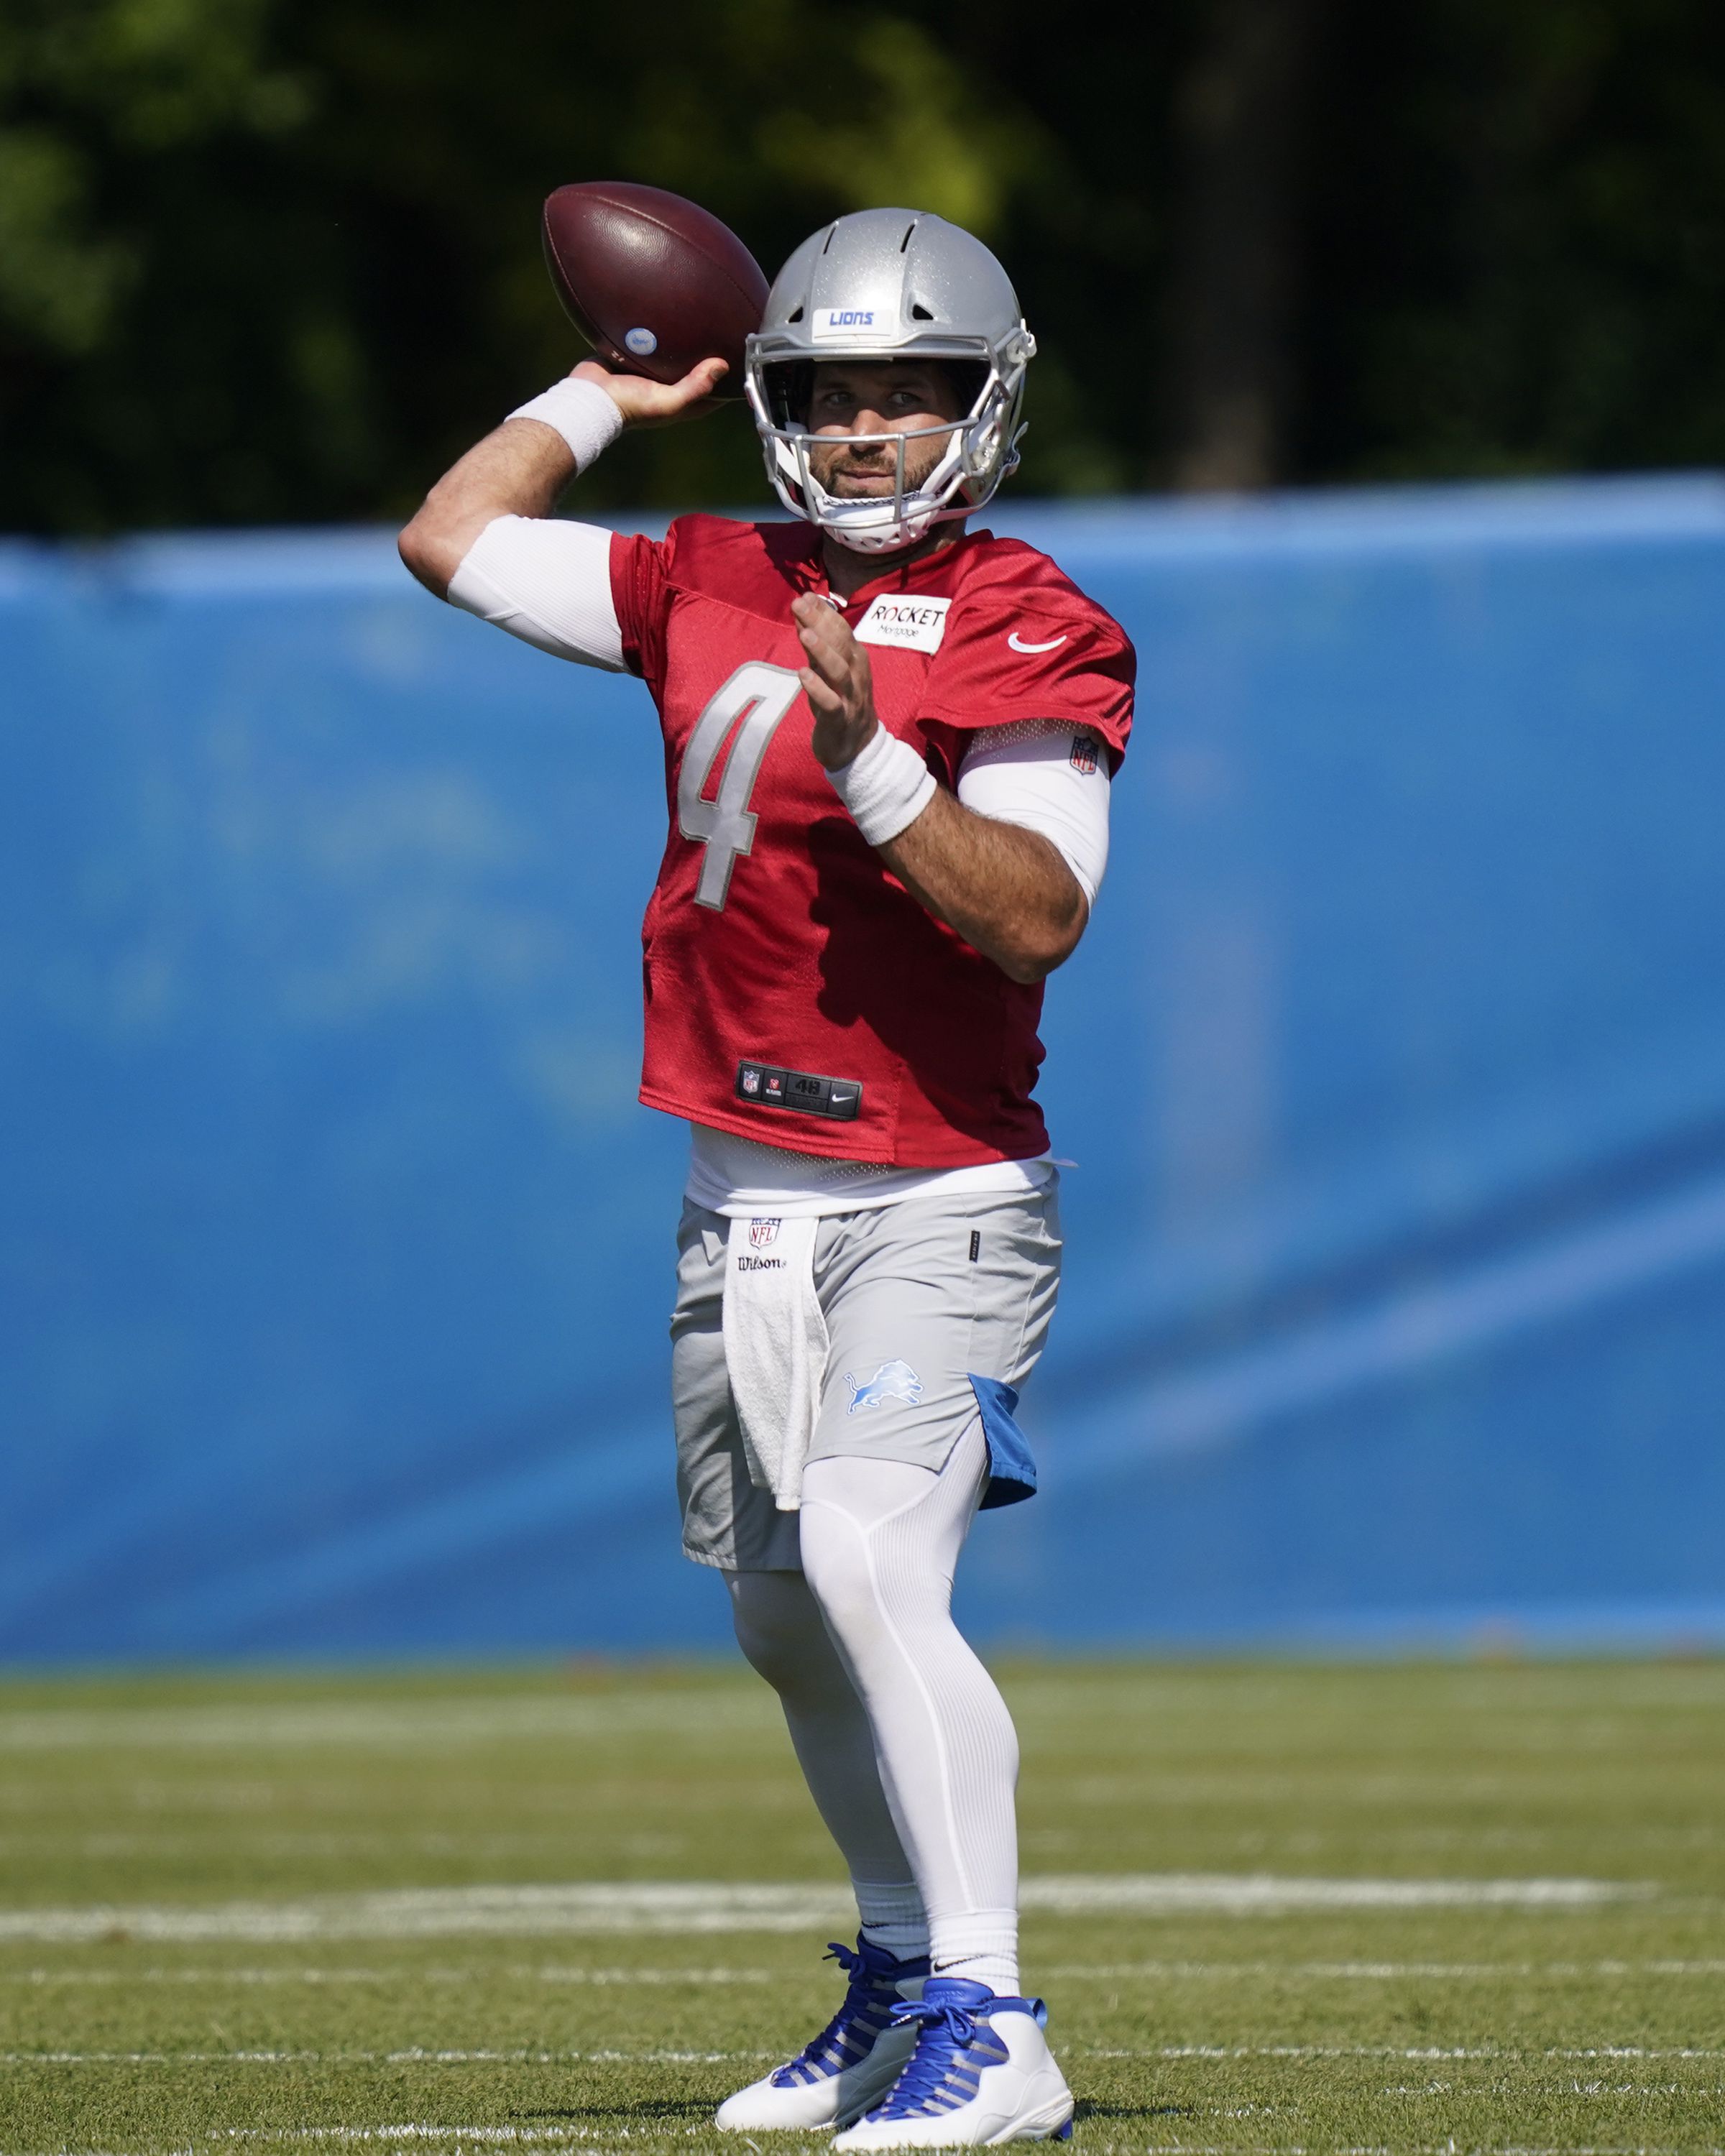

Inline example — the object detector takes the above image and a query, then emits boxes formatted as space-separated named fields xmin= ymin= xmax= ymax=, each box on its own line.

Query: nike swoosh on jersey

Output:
xmin=1007 ymin=631 xmax=1068 ymax=653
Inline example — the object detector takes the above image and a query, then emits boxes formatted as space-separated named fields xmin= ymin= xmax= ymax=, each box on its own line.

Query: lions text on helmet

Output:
xmin=745 ymin=209 xmax=1035 ymax=556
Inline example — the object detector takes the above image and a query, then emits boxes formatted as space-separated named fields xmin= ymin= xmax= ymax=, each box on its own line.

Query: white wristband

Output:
xmin=825 ymin=724 xmax=937 ymax=847
xmin=506 ymin=377 xmax=624 ymax=471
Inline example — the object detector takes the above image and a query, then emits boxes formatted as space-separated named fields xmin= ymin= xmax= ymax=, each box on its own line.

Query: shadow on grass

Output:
xmin=515 ymin=2099 xmax=1197 ymax=2129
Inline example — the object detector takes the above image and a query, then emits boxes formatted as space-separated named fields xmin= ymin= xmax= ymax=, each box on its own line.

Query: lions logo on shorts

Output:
xmin=845 ymin=1360 xmax=924 ymax=1414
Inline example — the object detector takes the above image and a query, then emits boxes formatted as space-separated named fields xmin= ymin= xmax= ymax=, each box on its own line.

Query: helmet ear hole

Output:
xmin=943 ymin=361 xmax=989 ymax=418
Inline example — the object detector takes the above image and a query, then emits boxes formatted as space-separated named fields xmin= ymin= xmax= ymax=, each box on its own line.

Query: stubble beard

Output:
xmin=807 ymin=428 xmax=955 ymax=500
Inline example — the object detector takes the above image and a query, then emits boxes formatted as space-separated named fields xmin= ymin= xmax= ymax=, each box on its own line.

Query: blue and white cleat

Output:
xmin=832 ymin=1978 xmax=1075 ymax=2149
xmin=715 ymin=1936 xmax=929 ymax=2132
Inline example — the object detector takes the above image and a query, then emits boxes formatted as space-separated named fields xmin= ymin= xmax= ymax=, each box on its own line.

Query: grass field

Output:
xmin=2 ymin=1658 xmax=1723 ymax=2156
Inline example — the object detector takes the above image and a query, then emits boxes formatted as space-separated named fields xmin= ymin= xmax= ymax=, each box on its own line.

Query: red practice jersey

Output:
xmin=610 ymin=515 xmax=1134 ymax=1167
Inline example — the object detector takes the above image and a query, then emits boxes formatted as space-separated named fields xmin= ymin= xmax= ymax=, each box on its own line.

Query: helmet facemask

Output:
xmin=745 ymin=336 xmax=1033 ymax=556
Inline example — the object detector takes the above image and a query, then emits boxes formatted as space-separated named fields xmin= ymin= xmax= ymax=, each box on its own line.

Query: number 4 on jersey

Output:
xmin=677 ymin=661 xmax=803 ymax=908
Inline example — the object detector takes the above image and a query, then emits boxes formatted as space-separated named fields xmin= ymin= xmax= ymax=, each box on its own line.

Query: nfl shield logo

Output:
xmin=750 ymin=1217 xmax=781 ymax=1249
xmin=741 ymin=1068 xmax=761 ymax=1095
xmin=1070 ymin=733 xmax=1099 ymax=775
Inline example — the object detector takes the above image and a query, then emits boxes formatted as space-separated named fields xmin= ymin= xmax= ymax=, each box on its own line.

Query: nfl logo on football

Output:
xmin=749 ymin=1217 xmax=781 ymax=1249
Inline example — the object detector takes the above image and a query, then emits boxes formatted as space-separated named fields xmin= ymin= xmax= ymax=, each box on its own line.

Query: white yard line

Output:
xmin=0 ymin=1881 xmax=845 ymax=1942
xmin=219 ymin=2137 xmax=617 ymax=2147
xmin=0 ymin=2047 xmax=778 ymax=2065
xmin=0 ymin=1872 xmax=1653 ymax=1943
xmin=1021 ymin=1875 xmax=1655 ymax=1912
xmin=1079 ymin=2044 xmax=1725 ymax=2060
xmin=0 ymin=1696 xmax=776 ymax=1751
xmin=9 ymin=1957 xmax=1721 ymax=1986
xmin=0 ymin=1963 xmax=777 ymax=1985
xmin=10 ymin=2042 xmax=1725 ymax=2065
xmin=216 ymin=2136 xmax=726 ymax=2147
xmin=1049 ymin=1960 xmax=1725 ymax=1979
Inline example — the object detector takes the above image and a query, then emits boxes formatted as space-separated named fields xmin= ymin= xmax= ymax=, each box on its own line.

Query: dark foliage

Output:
xmin=2 ymin=0 xmax=1722 ymax=533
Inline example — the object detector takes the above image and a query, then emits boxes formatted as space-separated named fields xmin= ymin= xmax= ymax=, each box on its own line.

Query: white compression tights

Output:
xmin=725 ymin=1423 xmax=1020 ymax=1993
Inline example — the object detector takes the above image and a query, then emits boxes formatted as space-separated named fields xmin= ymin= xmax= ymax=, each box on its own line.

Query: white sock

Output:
xmin=799 ymin=1426 xmax=1021 ymax=2003
xmin=855 ymin=1877 xmax=931 ymax=1962
xmin=934 ymin=1938 xmax=1020 ymax=1995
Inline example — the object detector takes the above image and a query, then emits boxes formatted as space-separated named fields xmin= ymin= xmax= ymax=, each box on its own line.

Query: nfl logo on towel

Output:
xmin=749 ymin=1217 xmax=781 ymax=1249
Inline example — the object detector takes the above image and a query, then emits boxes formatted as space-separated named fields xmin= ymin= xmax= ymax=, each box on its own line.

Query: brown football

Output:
xmin=541 ymin=181 xmax=768 ymax=400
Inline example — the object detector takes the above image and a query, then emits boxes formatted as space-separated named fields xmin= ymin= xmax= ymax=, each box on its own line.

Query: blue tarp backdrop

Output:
xmin=5 ymin=476 xmax=1725 ymax=1660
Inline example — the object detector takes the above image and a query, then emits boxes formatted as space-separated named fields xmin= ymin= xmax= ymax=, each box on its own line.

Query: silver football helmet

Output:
xmin=745 ymin=208 xmax=1036 ymax=554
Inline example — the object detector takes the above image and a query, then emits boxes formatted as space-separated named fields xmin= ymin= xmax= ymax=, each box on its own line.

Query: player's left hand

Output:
xmin=792 ymin=593 xmax=878 ymax=770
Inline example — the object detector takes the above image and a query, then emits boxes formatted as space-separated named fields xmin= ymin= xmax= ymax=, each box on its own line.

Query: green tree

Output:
xmin=1 ymin=0 xmax=1057 ymax=530
xmin=3 ymin=0 xmax=1725 ymax=533
xmin=1305 ymin=0 xmax=1725 ymax=476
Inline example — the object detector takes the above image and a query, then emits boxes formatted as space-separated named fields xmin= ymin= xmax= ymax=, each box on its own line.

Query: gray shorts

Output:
xmin=669 ymin=1181 xmax=1063 ymax=1571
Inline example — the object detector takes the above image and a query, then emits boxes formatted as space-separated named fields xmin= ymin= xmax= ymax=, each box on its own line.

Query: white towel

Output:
xmin=721 ymin=1214 xmax=828 ymax=1512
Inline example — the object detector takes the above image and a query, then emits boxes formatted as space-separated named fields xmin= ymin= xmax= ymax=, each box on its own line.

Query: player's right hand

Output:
xmin=575 ymin=356 xmax=728 ymax=428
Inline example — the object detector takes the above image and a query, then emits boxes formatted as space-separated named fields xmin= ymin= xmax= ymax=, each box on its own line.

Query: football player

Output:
xmin=400 ymin=208 xmax=1133 ymax=2148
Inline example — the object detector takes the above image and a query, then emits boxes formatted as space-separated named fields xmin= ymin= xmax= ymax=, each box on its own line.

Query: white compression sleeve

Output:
xmin=798 ymin=1425 xmax=1020 ymax=1994
xmin=956 ymin=721 xmax=1111 ymax=906
xmin=446 ymin=515 xmax=625 ymax=671
xmin=726 ymin=1568 xmax=926 ymax=1954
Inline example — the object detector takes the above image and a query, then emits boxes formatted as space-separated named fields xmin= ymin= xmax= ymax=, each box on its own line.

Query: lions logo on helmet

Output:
xmin=744 ymin=209 xmax=1036 ymax=556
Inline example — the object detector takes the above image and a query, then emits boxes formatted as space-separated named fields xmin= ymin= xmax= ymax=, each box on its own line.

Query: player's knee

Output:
xmin=726 ymin=1569 xmax=827 ymax=1696
xmin=796 ymin=1505 xmax=883 ymax=1655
